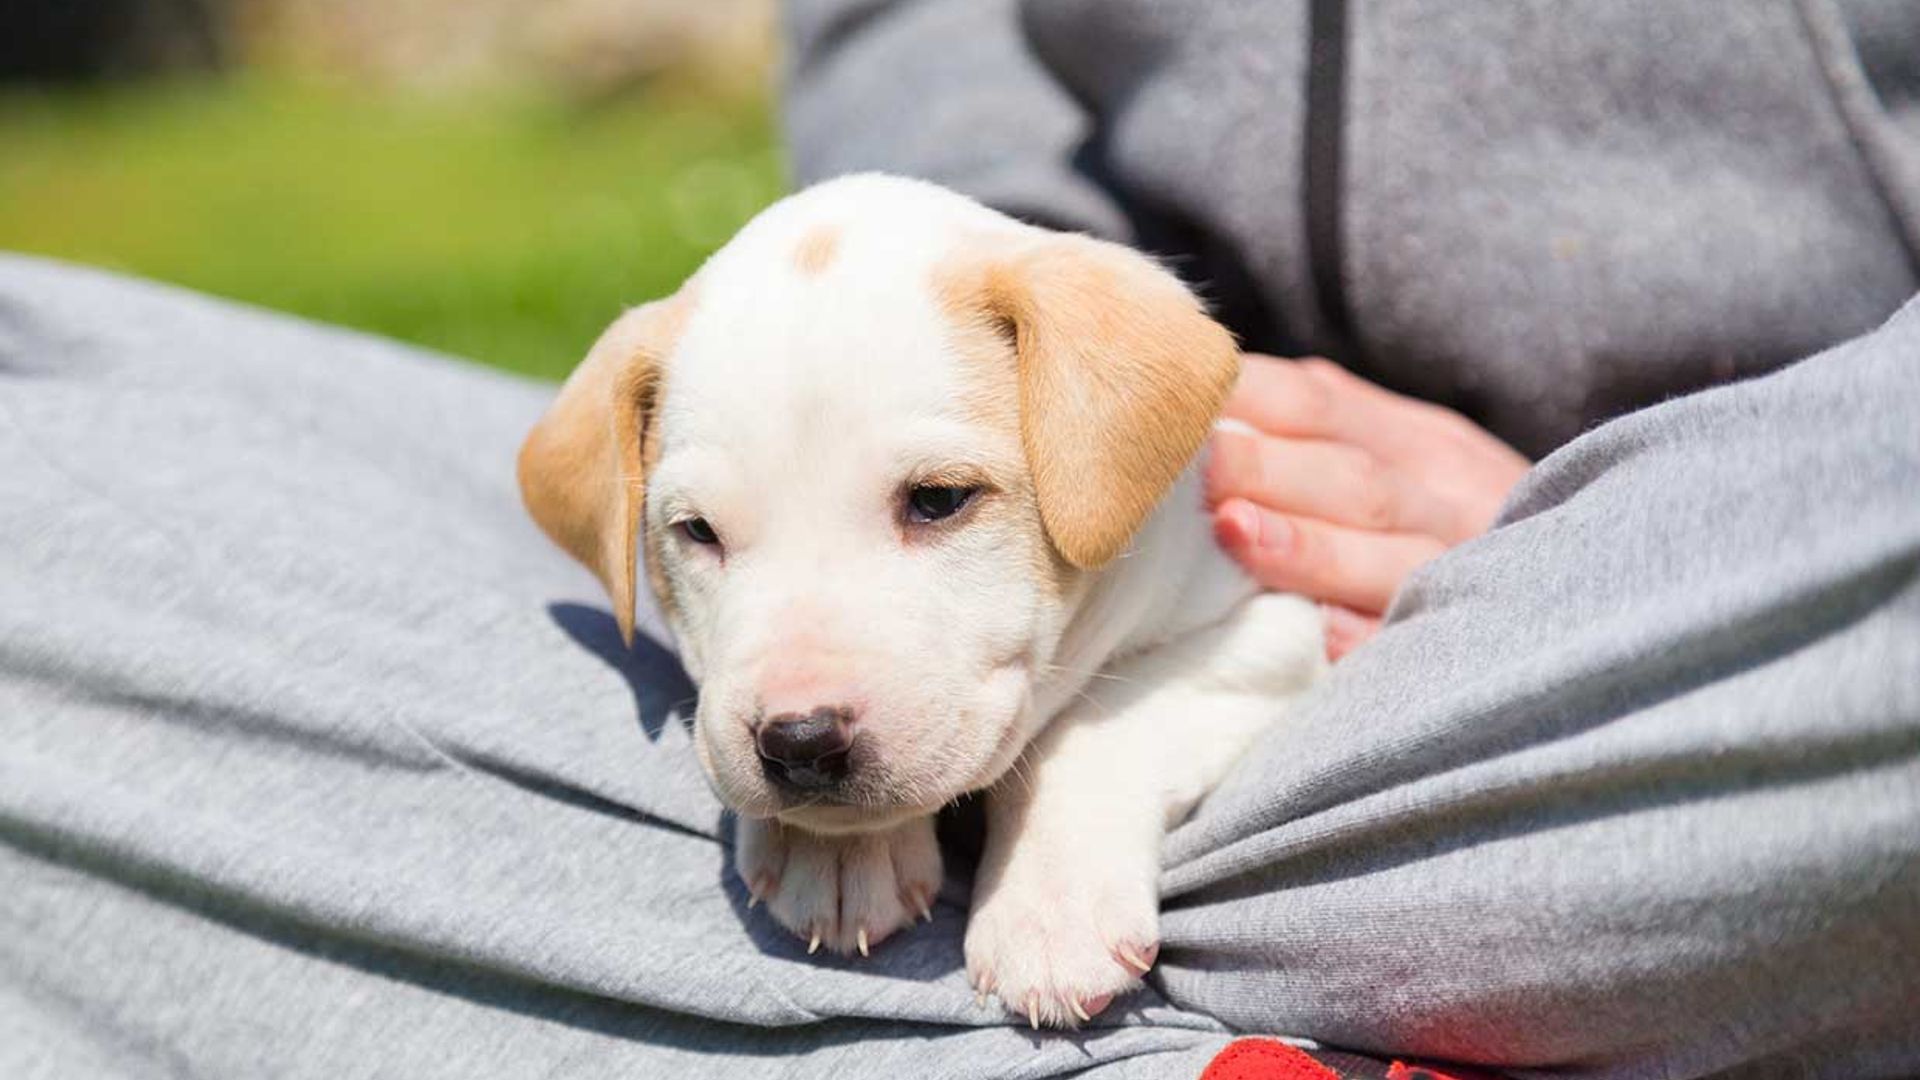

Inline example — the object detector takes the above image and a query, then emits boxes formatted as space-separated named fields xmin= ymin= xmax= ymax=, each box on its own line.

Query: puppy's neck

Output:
xmin=1032 ymin=458 xmax=1257 ymax=721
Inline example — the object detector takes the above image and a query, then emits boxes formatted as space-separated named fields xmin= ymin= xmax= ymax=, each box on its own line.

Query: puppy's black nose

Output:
xmin=756 ymin=706 xmax=854 ymax=791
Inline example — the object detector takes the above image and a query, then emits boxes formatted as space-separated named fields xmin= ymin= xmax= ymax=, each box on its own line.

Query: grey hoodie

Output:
xmin=783 ymin=0 xmax=1920 ymax=457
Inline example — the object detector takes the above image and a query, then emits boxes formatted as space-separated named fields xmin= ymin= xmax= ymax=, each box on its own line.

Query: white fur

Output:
xmin=641 ymin=175 xmax=1325 ymax=1025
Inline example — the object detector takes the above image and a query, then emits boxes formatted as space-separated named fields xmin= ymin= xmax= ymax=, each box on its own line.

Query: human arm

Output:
xmin=783 ymin=0 xmax=1130 ymax=239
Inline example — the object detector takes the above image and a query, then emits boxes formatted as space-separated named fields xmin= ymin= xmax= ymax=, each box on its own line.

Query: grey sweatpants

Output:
xmin=2 ymin=255 xmax=1916 ymax=1079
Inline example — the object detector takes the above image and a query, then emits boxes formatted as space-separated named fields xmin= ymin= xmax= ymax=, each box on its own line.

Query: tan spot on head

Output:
xmin=792 ymin=224 xmax=841 ymax=276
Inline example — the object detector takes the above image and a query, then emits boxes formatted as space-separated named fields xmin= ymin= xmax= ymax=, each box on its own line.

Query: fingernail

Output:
xmin=1214 ymin=500 xmax=1259 ymax=549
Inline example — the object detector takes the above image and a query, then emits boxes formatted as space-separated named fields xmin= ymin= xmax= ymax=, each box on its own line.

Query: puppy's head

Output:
xmin=519 ymin=177 xmax=1236 ymax=834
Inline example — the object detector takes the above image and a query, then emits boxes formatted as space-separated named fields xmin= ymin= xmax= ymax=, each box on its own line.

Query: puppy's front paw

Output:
xmin=964 ymin=842 xmax=1160 ymax=1029
xmin=734 ymin=814 xmax=942 ymax=956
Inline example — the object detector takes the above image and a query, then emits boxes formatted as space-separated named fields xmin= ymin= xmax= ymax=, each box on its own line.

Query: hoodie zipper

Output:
xmin=1305 ymin=0 xmax=1359 ymax=359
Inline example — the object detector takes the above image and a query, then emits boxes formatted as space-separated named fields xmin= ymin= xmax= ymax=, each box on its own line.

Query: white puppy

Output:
xmin=519 ymin=174 xmax=1324 ymax=1028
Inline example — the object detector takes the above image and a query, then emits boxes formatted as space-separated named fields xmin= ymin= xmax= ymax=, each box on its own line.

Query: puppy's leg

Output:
xmin=965 ymin=595 xmax=1322 ymax=1027
xmin=736 ymin=813 xmax=942 ymax=955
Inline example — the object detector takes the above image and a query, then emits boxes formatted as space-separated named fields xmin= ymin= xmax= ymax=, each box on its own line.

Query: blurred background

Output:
xmin=0 ymin=0 xmax=785 ymax=380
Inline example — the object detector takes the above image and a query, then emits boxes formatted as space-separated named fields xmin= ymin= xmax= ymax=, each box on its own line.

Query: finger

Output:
xmin=1212 ymin=498 xmax=1445 ymax=613
xmin=1207 ymin=429 xmax=1437 ymax=537
xmin=1222 ymin=355 xmax=1354 ymax=442
xmin=1224 ymin=355 xmax=1425 ymax=443
xmin=1321 ymin=604 xmax=1381 ymax=662
xmin=1228 ymin=356 xmax=1523 ymax=487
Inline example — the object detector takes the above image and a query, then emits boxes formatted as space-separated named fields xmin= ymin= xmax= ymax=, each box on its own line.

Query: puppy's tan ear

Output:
xmin=955 ymin=234 xmax=1239 ymax=569
xmin=517 ymin=295 xmax=690 ymax=645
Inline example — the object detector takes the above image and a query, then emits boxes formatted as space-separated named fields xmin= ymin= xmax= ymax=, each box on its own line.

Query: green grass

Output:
xmin=0 ymin=78 xmax=785 ymax=380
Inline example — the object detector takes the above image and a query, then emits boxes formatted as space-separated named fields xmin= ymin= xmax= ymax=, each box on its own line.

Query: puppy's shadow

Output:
xmin=546 ymin=602 xmax=696 ymax=741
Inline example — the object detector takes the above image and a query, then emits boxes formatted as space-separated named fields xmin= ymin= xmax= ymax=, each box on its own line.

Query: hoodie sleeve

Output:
xmin=780 ymin=0 xmax=1133 ymax=240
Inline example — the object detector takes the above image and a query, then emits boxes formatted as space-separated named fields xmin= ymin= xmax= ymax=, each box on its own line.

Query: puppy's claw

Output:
xmin=1117 ymin=943 xmax=1154 ymax=975
xmin=807 ymin=928 xmax=822 ymax=955
xmin=969 ymin=970 xmax=993 ymax=1007
xmin=745 ymin=873 xmax=775 ymax=911
xmin=1069 ymin=998 xmax=1091 ymax=1023
xmin=1026 ymin=995 xmax=1039 ymax=1030
xmin=856 ymin=927 xmax=870 ymax=957
xmin=916 ymin=896 xmax=934 ymax=922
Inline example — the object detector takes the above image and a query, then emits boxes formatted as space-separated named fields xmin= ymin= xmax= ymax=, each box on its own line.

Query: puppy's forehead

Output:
xmin=662 ymin=180 xmax=1016 ymax=461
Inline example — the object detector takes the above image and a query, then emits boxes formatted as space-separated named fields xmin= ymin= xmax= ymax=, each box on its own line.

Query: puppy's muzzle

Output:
xmin=756 ymin=706 xmax=854 ymax=792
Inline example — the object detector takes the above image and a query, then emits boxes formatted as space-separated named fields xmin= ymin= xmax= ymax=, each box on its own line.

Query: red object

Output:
xmin=1199 ymin=1039 xmax=1341 ymax=1080
xmin=1198 ymin=1039 xmax=1495 ymax=1080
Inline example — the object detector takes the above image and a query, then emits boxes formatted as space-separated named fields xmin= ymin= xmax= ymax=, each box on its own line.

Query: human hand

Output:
xmin=1206 ymin=356 xmax=1529 ymax=660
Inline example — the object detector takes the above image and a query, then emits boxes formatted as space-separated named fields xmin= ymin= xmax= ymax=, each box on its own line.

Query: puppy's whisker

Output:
xmin=1004 ymin=754 xmax=1037 ymax=798
xmin=1038 ymin=662 xmax=1137 ymax=686
xmin=1063 ymin=685 xmax=1114 ymax=721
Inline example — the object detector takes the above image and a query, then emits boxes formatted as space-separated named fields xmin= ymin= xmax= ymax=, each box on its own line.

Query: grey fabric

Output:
xmin=1157 ymin=295 xmax=1920 ymax=1076
xmin=4 ymin=264 xmax=1919 ymax=1077
xmin=784 ymin=0 xmax=1920 ymax=459
xmin=784 ymin=0 xmax=1135 ymax=239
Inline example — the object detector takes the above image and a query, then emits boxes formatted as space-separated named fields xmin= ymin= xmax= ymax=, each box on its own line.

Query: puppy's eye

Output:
xmin=678 ymin=517 xmax=720 ymax=545
xmin=906 ymin=485 xmax=977 ymax=524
